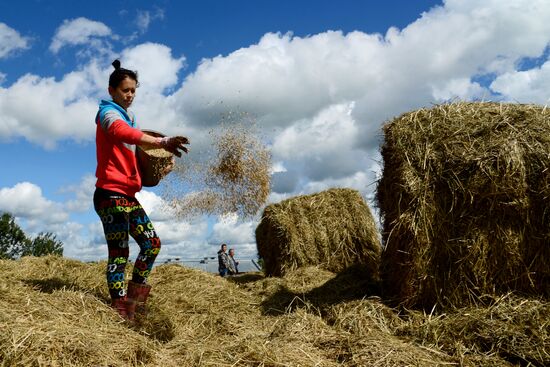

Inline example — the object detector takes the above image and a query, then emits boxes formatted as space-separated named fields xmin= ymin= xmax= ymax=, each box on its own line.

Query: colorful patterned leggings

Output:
xmin=93 ymin=188 xmax=161 ymax=300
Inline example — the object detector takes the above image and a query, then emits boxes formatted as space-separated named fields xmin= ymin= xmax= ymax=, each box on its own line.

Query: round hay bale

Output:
xmin=377 ymin=102 xmax=550 ymax=309
xmin=255 ymin=188 xmax=381 ymax=277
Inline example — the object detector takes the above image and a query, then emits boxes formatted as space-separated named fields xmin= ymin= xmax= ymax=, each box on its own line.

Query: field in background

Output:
xmin=162 ymin=258 xmax=261 ymax=273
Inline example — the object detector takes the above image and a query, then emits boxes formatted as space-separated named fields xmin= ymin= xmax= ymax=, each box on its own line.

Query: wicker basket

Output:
xmin=136 ymin=129 xmax=174 ymax=187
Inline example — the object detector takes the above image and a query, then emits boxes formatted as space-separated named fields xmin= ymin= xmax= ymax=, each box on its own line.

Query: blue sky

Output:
xmin=1 ymin=0 xmax=550 ymax=264
xmin=1 ymin=0 xmax=440 ymax=83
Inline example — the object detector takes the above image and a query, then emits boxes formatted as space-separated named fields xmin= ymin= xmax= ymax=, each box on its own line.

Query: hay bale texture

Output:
xmin=256 ymin=188 xmax=381 ymax=277
xmin=377 ymin=102 xmax=550 ymax=309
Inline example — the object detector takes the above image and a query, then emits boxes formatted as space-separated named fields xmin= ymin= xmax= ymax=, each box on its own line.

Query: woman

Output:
xmin=93 ymin=60 xmax=188 ymax=320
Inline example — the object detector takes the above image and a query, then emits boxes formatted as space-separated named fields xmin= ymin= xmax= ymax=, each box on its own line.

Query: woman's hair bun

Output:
xmin=108 ymin=59 xmax=139 ymax=88
xmin=112 ymin=59 xmax=121 ymax=70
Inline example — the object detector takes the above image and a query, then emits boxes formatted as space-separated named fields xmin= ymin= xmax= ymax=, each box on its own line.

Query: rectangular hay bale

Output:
xmin=377 ymin=102 xmax=550 ymax=309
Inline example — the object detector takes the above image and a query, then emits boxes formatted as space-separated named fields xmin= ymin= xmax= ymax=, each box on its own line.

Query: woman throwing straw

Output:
xmin=93 ymin=60 xmax=188 ymax=320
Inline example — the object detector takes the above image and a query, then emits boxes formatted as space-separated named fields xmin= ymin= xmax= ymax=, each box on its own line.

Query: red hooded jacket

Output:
xmin=95 ymin=99 xmax=144 ymax=197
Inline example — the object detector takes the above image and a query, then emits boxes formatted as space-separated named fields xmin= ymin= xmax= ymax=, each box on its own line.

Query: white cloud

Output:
xmin=0 ymin=23 xmax=29 ymax=58
xmin=135 ymin=189 xmax=214 ymax=260
xmin=25 ymin=220 xmax=89 ymax=256
xmin=95 ymin=43 xmax=190 ymax=137
xmin=0 ymin=182 xmax=68 ymax=224
xmin=175 ymin=30 xmax=384 ymax=129
xmin=50 ymin=17 xmax=112 ymax=54
xmin=135 ymin=8 xmax=165 ymax=34
xmin=165 ymin=0 xmax=550 ymax=206
xmin=135 ymin=189 xmax=177 ymax=222
xmin=209 ymin=213 xmax=255 ymax=245
xmin=272 ymin=102 xmax=370 ymax=182
xmin=0 ymin=181 xmax=101 ymax=261
xmin=62 ymin=174 xmax=96 ymax=213
xmin=431 ymin=78 xmax=488 ymax=101
xmin=121 ymin=42 xmax=185 ymax=94
xmin=0 ymin=42 xmax=188 ymax=147
xmin=51 ymin=187 xmax=214 ymax=262
xmin=490 ymin=60 xmax=550 ymax=104
xmin=302 ymin=171 xmax=374 ymax=198
xmin=0 ymin=65 xmax=101 ymax=148
xmin=271 ymin=170 xmax=299 ymax=194
xmin=208 ymin=213 xmax=257 ymax=257
xmin=6 ymin=0 xmax=550 ymax=151
xmin=175 ymin=0 xmax=550 ymax=142
xmin=273 ymin=102 xmax=357 ymax=159
xmin=61 ymin=221 xmax=107 ymax=261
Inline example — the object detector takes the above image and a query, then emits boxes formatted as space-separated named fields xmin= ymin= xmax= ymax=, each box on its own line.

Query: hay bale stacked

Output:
xmin=256 ymin=188 xmax=381 ymax=277
xmin=377 ymin=102 xmax=550 ymax=308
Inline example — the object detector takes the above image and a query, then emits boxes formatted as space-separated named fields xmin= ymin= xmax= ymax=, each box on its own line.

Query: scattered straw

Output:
xmin=162 ymin=113 xmax=271 ymax=218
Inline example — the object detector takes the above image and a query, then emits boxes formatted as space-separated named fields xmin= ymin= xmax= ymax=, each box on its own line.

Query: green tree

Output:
xmin=0 ymin=213 xmax=29 ymax=259
xmin=22 ymin=232 xmax=64 ymax=257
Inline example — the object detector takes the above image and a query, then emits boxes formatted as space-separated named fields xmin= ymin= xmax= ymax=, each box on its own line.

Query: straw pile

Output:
xmin=2 ymin=255 xmax=547 ymax=366
xmin=398 ymin=293 xmax=550 ymax=367
xmin=163 ymin=119 xmax=271 ymax=218
xmin=255 ymin=188 xmax=381 ymax=277
xmin=377 ymin=102 xmax=550 ymax=309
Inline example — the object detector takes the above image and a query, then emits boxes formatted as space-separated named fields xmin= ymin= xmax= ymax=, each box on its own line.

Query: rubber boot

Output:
xmin=125 ymin=298 xmax=137 ymax=321
xmin=127 ymin=281 xmax=152 ymax=315
xmin=111 ymin=297 xmax=136 ymax=321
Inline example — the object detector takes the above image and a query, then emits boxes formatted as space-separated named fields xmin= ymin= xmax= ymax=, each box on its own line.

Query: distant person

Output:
xmin=217 ymin=243 xmax=230 ymax=277
xmin=93 ymin=59 xmax=189 ymax=321
xmin=228 ymin=248 xmax=239 ymax=275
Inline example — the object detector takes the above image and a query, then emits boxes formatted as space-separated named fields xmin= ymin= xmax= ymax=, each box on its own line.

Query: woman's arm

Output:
xmin=109 ymin=120 xmax=189 ymax=157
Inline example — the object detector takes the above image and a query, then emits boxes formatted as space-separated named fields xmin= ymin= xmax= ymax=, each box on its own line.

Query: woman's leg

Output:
xmin=127 ymin=199 xmax=161 ymax=284
xmin=93 ymin=189 xmax=131 ymax=301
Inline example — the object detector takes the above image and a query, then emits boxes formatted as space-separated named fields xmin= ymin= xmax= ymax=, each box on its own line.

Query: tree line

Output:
xmin=0 ymin=212 xmax=63 ymax=259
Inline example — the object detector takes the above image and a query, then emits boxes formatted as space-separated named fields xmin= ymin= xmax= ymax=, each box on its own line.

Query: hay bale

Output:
xmin=377 ymin=102 xmax=550 ymax=309
xmin=255 ymin=188 xmax=381 ymax=277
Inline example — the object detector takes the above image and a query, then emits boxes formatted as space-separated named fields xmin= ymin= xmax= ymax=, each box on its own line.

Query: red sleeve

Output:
xmin=107 ymin=120 xmax=144 ymax=145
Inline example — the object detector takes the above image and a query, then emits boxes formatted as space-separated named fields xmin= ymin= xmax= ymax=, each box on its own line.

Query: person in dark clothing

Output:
xmin=228 ymin=248 xmax=239 ymax=275
xmin=217 ymin=243 xmax=230 ymax=277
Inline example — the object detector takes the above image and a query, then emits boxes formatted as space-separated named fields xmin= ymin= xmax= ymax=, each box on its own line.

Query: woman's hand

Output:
xmin=159 ymin=136 xmax=190 ymax=157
